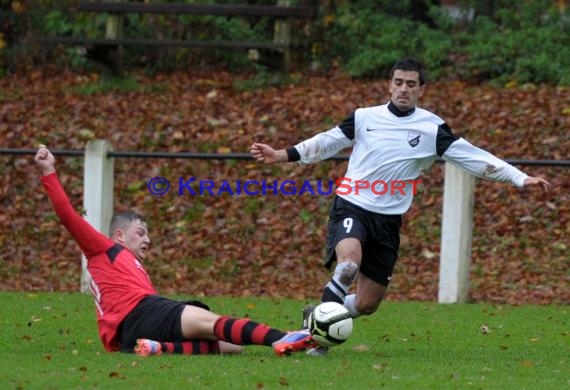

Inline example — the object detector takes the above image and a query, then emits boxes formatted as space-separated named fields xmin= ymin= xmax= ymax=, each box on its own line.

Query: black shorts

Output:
xmin=325 ymin=196 xmax=402 ymax=286
xmin=119 ymin=295 xmax=210 ymax=352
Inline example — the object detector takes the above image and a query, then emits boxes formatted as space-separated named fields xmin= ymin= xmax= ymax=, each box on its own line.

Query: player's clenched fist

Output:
xmin=250 ymin=142 xmax=287 ymax=164
xmin=34 ymin=144 xmax=56 ymax=175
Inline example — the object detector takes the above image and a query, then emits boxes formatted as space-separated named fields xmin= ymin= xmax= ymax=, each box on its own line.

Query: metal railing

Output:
xmin=2 ymin=148 xmax=570 ymax=166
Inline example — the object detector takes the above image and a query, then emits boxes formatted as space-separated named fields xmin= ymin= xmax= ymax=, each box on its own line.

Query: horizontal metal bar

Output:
xmin=502 ymin=159 xmax=570 ymax=167
xmin=2 ymin=148 xmax=569 ymax=166
xmin=0 ymin=148 xmax=85 ymax=156
xmin=109 ymin=151 xmax=254 ymax=160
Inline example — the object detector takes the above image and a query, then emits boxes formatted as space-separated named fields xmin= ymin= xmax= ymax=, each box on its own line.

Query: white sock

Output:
xmin=344 ymin=294 xmax=361 ymax=318
xmin=322 ymin=262 xmax=359 ymax=302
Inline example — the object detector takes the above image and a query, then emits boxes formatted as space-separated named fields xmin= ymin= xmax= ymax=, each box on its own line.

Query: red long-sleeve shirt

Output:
xmin=42 ymin=173 xmax=157 ymax=351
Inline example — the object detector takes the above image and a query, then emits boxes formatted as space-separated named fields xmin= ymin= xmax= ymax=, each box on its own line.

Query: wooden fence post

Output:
xmin=247 ymin=0 xmax=292 ymax=72
xmin=438 ymin=163 xmax=475 ymax=303
xmin=274 ymin=0 xmax=292 ymax=72
xmin=104 ymin=0 xmax=124 ymax=77
xmin=81 ymin=140 xmax=114 ymax=293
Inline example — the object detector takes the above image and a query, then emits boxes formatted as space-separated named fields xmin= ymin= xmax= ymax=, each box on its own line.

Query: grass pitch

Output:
xmin=1 ymin=293 xmax=567 ymax=389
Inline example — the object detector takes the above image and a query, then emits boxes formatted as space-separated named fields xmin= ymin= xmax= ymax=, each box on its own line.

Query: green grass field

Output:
xmin=1 ymin=293 xmax=567 ymax=390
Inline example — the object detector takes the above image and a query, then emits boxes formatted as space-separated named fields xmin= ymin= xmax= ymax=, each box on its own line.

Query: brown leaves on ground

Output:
xmin=0 ymin=68 xmax=568 ymax=304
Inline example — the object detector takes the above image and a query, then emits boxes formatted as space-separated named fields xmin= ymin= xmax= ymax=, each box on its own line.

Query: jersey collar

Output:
xmin=388 ymin=101 xmax=415 ymax=117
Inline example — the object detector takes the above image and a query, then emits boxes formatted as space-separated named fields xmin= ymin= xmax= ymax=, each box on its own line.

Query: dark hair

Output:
xmin=109 ymin=211 xmax=146 ymax=235
xmin=390 ymin=57 xmax=426 ymax=86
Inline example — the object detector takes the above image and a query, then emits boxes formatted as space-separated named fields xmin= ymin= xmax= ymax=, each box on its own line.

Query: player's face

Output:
xmin=389 ymin=70 xmax=425 ymax=111
xmin=121 ymin=220 xmax=151 ymax=260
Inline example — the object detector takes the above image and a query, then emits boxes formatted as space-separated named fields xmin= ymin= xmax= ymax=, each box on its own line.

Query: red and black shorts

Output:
xmin=324 ymin=196 xmax=402 ymax=287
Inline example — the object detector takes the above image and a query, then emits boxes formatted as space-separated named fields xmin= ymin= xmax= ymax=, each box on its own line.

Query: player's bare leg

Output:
xmin=307 ymin=238 xmax=362 ymax=356
xmin=351 ymin=274 xmax=387 ymax=315
xmin=321 ymin=238 xmax=362 ymax=304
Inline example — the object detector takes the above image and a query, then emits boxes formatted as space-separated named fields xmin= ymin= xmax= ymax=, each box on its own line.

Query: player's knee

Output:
xmin=356 ymin=298 xmax=382 ymax=315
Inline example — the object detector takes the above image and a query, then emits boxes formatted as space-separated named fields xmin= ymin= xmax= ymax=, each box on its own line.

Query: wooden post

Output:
xmin=81 ymin=140 xmax=114 ymax=293
xmin=438 ymin=163 xmax=475 ymax=303
xmin=248 ymin=0 xmax=292 ymax=72
xmin=273 ymin=0 xmax=292 ymax=73
xmin=104 ymin=0 xmax=123 ymax=77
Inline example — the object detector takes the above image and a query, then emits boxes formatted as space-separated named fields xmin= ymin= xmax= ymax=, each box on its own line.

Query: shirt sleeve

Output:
xmin=41 ymin=173 xmax=114 ymax=257
xmin=442 ymin=138 xmax=528 ymax=187
xmin=292 ymin=127 xmax=353 ymax=164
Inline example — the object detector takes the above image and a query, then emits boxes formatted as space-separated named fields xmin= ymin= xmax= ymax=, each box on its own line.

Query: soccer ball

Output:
xmin=308 ymin=302 xmax=353 ymax=347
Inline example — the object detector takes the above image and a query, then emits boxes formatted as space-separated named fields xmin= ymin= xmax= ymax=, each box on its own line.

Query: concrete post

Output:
xmin=438 ymin=163 xmax=475 ymax=303
xmin=81 ymin=140 xmax=114 ymax=293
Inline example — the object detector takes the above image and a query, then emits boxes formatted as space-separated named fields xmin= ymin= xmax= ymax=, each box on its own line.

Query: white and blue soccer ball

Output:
xmin=308 ymin=302 xmax=353 ymax=347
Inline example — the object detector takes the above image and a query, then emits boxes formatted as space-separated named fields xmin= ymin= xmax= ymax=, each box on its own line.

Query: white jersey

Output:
xmin=290 ymin=102 xmax=528 ymax=215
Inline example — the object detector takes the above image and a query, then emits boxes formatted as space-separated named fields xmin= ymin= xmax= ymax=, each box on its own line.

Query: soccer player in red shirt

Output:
xmin=35 ymin=145 xmax=316 ymax=357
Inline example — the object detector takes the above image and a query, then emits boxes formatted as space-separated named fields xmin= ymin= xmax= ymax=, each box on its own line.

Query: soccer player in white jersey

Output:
xmin=250 ymin=57 xmax=550 ymax=355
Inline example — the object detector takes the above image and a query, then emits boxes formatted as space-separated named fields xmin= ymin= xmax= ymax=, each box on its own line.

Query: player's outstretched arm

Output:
xmin=523 ymin=176 xmax=550 ymax=192
xmin=250 ymin=143 xmax=288 ymax=164
xmin=34 ymin=144 xmax=113 ymax=257
xmin=34 ymin=144 xmax=56 ymax=176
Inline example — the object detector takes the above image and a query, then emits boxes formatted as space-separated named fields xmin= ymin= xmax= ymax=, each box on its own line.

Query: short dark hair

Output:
xmin=390 ymin=57 xmax=426 ymax=86
xmin=110 ymin=211 xmax=146 ymax=235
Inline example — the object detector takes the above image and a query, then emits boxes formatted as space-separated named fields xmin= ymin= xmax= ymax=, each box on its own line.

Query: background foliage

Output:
xmin=0 ymin=0 xmax=569 ymax=84
xmin=319 ymin=0 xmax=569 ymax=85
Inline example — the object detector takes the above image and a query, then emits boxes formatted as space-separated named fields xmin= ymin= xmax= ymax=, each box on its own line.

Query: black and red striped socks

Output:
xmin=213 ymin=316 xmax=285 ymax=346
xmin=158 ymin=340 xmax=221 ymax=355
